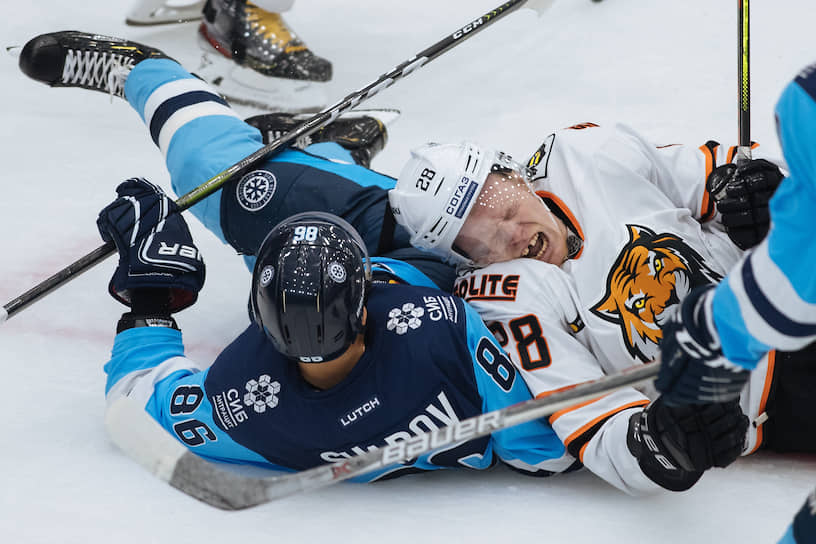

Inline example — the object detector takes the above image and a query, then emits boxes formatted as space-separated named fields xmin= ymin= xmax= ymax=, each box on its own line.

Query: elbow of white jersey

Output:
xmin=580 ymin=409 xmax=665 ymax=496
xmin=548 ymin=391 xmax=663 ymax=495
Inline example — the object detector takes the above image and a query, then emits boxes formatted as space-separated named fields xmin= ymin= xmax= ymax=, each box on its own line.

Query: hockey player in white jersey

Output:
xmin=388 ymin=121 xmax=804 ymax=494
xmin=653 ymin=63 xmax=816 ymax=543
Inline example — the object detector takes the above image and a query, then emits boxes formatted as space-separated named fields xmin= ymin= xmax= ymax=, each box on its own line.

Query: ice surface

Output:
xmin=2 ymin=1 xmax=815 ymax=542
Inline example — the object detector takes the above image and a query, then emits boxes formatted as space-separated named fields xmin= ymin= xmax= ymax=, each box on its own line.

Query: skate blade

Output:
xmin=126 ymin=0 xmax=204 ymax=26
xmin=194 ymin=43 xmax=330 ymax=114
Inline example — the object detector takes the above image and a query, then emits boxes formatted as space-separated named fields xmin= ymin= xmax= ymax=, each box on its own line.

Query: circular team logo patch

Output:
xmin=328 ymin=262 xmax=347 ymax=283
xmin=237 ymin=170 xmax=277 ymax=212
xmin=259 ymin=265 xmax=275 ymax=286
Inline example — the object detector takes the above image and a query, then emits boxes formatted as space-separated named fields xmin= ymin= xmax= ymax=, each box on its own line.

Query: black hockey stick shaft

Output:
xmin=106 ymin=361 xmax=658 ymax=510
xmin=736 ymin=0 xmax=751 ymax=162
xmin=1 ymin=0 xmax=546 ymax=325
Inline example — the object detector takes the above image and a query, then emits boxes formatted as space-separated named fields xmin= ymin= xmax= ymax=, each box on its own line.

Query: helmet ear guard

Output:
xmin=250 ymin=212 xmax=371 ymax=362
xmin=389 ymin=141 xmax=527 ymax=267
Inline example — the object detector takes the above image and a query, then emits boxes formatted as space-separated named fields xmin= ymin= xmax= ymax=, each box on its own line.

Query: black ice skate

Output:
xmin=244 ymin=111 xmax=397 ymax=168
xmin=196 ymin=0 xmax=332 ymax=112
xmin=19 ymin=31 xmax=168 ymax=99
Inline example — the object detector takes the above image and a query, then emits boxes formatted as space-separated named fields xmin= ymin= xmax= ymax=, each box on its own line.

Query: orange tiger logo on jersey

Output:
xmin=590 ymin=224 xmax=722 ymax=362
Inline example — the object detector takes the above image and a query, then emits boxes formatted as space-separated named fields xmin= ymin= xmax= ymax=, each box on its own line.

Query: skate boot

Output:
xmin=19 ymin=31 xmax=168 ymax=98
xmin=126 ymin=0 xmax=204 ymax=26
xmin=244 ymin=111 xmax=395 ymax=168
xmin=196 ymin=0 xmax=331 ymax=112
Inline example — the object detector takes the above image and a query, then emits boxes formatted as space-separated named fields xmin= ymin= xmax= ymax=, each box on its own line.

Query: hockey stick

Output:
xmin=106 ymin=361 xmax=658 ymax=510
xmin=735 ymin=0 xmax=751 ymax=162
xmin=0 ymin=0 xmax=554 ymax=326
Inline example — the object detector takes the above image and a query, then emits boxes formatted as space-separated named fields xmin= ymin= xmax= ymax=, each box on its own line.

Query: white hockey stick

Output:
xmin=106 ymin=361 xmax=657 ymax=510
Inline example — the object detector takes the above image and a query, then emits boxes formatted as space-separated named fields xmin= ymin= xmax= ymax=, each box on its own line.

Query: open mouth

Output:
xmin=521 ymin=231 xmax=548 ymax=259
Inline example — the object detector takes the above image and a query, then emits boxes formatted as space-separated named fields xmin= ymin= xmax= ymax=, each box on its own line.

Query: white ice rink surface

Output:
xmin=2 ymin=1 xmax=816 ymax=542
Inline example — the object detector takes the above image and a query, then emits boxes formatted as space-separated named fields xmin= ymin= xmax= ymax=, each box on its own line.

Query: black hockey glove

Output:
xmin=97 ymin=178 xmax=205 ymax=314
xmin=656 ymin=284 xmax=750 ymax=405
xmin=707 ymin=158 xmax=783 ymax=250
xmin=627 ymin=396 xmax=748 ymax=492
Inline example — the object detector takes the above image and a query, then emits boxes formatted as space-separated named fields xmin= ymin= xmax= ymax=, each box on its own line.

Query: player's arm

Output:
xmin=610 ymin=124 xmax=783 ymax=249
xmin=98 ymin=178 xmax=272 ymax=466
xmin=658 ymin=68 xmax=816 ymax=403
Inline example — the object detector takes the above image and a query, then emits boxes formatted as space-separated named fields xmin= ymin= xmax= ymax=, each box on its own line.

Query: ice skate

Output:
xmin=195 ymin=0 xmax=331 ymax=112
xmin=244 ymin=109 xmax=399 ymax=167
xmin=125 ymin=0 xmax=204 ymax=26
xmin=18 ymin=31 xmax=168 ymax=98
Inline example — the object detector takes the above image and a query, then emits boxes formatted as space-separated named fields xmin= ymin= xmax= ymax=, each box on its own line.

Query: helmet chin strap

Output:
xmin=540 ymin=198 xmax=582 ymax=263
xmin=565 ymin=230 xmax=583 ymax=261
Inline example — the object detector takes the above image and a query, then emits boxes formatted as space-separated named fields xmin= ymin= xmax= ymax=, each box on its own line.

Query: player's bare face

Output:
xmin=454 ymin=171 xmax=569 ymax=266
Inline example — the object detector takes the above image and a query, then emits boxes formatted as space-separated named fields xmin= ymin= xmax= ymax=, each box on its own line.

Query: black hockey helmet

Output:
xmin=250 ymin=212 xmax=372 ymax=362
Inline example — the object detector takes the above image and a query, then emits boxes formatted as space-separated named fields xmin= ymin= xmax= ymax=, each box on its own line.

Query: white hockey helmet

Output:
xmin=389 ymin=142 xmax=508 ymax=266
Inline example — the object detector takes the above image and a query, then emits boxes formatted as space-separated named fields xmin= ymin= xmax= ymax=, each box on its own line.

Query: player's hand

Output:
xmin=656 ymin=284 xmax=750 ymax=404
xmin=97 ymin=177 xmax=205 ymax=313
xmin=628 ymin=396 xmax=748 ymax=491
xmin=707 ymin=158 xmax=783 ymax=250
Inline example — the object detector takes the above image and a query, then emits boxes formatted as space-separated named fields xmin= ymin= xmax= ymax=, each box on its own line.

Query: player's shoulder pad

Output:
xmin=365 ymin=282 xmax=467 ymax=336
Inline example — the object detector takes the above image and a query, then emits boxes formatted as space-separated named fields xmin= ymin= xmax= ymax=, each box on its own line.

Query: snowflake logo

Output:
xmin=237 ymin=170 xmax=277 ymax=212
xmin=386 ymin=302 xmax=424 ymax=335
xmin=243 ymin=374 xmax=281 ymax=414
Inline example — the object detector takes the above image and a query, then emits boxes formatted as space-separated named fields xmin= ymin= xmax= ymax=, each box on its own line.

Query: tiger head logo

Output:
xmin=590 ymin=224 xmax=722 ymax=362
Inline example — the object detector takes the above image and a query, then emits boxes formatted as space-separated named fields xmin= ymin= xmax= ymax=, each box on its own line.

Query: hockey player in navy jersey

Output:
xmin=98 ymin=200 xmax=565 ymax=480
xmin=654 ymin=63 xmax=816 ymax=543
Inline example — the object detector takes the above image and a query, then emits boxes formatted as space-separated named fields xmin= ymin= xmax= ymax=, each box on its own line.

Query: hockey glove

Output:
xmin=97 ymin=178 xmax=205 ymax=314
xmin=656 ymin=284 xmax=750 ymax=404
xmin=627 ymin=396 xmax=748 ymax=492
xmin=707 ymin=158 xmax=783 ymax=250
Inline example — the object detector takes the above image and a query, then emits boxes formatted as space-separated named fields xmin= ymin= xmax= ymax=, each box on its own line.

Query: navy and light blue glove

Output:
xmin=655 ymin=284 xmax=750 ymax=405
xmin=97 ymin=178 xmax=205 ymax=314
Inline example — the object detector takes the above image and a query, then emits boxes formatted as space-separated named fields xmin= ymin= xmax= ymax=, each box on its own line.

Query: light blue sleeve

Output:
xmin=105 ymin=327 xmax=277 ymax=469
xmin=712 ymin=70 xmax=816 ymax=368
xmin=462 ymin=303 xmax=566 ymax=468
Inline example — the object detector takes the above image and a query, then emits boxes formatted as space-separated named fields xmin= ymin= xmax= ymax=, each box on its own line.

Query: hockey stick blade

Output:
xmin=106 ymin=362 xmax=659 ymax=510
xmin=4 ymin=0 xmax=544 ymax=325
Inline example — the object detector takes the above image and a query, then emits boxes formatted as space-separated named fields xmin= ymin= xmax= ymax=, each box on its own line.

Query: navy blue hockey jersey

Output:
xmin=105 ymin=277 xmax=567 ymax=481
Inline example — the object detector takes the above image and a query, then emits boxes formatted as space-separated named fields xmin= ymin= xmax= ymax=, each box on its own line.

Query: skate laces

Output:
xmin=62 ymin=49 xmax=135 ymax=98
xmin=244 ymin=5 xmax=306 ymax=54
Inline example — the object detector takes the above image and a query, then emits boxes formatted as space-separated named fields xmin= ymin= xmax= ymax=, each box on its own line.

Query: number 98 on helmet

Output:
xmin=250 ymin=212 xmax=372 ymax=363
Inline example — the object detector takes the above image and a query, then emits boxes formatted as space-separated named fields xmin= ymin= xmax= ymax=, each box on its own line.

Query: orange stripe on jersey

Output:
xmin=560 ymin=400 xmax=650 ymax=461
xmin=699 ymin=142 xmax=719 ymax=222
xmin=548 ymin=395 xmax=609 ymax=422
xmin=535 ymin=190 xmax=586 ymax=260
xmin=747 ymin=350 xmax=777 ymax=455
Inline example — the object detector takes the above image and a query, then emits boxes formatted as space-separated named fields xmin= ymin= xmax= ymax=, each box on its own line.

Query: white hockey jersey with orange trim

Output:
xmin=454 ymin=122 xmax=775 ymax=494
